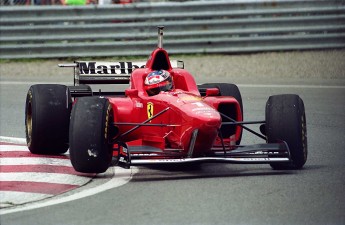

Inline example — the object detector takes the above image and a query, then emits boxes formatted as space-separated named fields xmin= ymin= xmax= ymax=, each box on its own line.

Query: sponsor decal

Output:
xmin=87 ymin=148 xmax=98 ymax=157
xmin=78 ymin=61 xmax=146 ymax=75
xmin=192 ymin=102 xmax=204 ymax=107
xmin=131 ymin=153 xmax=159 ymax=157
xmin=180 ymin=95 xmax=202 ymax=102
xmin=192 ymin=107 xmax=214 ymax=113
xmin=135 ymin=101 xmax=143 ymax=108
xmin=77 ymin=60 xmax=182 ymax=75
xmin=192 ymin=107 xmax=213 ymax=111
xmin=191 ymin=102 xmax=216 ymax=115
xmin=119 ymin=157 xmax=126 ymax=163
xmin=147 ymin=102 xmax=154 ymax=119
xmin=234 ymin=158 xmax=270 ymax=161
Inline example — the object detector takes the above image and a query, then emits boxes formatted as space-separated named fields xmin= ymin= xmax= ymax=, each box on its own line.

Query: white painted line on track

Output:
xmin=0 ymin=158 xmax=72 ymax=167
xmin=0 ymin=137 xmax=94 ymax=209
xmin=0 ymin=145 xmax=29 ymax=151
xmin=0 ymin=192 xmax=52 ymax=208
xmin=0 ymin=173 xmax=91 ymax=185
xmin=0 ymin=136 xmax=139 ymax=215
xmin=0 ymin=137 xmax=26 ymax=145
xmin=0 ymin=166 xmax=138 ymax=215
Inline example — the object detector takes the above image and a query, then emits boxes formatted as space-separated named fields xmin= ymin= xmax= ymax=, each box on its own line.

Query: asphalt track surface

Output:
xmin=1 ymin=58 xmax=345 ymax=224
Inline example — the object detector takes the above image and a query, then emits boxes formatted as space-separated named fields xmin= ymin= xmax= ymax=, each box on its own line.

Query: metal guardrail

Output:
xmin=0 ymin=0 xmax=344 ymax=59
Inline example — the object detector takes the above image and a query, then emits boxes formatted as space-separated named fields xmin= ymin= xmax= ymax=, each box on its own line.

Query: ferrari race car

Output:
xmin=25 ymin=27 xmax=307 ymax=173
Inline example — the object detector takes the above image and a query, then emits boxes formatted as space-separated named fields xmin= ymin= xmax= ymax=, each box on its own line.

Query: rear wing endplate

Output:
xmin=59 ymin=60 xmax=184 ymax=85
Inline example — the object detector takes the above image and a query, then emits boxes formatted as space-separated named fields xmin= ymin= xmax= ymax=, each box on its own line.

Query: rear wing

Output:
xmin=59 ymin=60 xmax=184 ymax=86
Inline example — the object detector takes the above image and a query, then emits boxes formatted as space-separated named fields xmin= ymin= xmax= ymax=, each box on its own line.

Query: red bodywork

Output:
xmin=29 ymin=28 xmax=294 ymax=173
xmin=110 ymin=48 xmax=242 ymax=157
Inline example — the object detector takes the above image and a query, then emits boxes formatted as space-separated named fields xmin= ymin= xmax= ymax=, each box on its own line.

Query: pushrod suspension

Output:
xmin=219 ymin=112 xmax=267 ymax=140
xmin=116 ymin=107 xmax=170 ymax=139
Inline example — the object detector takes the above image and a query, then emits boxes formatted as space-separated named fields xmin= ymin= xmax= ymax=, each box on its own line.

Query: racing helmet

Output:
xmin=144 ymin=70 xmax=173 ymax=96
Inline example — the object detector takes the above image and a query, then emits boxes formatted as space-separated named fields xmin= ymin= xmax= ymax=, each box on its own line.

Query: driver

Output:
xmin=144 ymin=70 xmax=174 ymax=96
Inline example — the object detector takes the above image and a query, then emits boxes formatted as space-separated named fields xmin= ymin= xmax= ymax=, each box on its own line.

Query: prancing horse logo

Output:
xmin=147 ymin=102 xmax=153 ymax=119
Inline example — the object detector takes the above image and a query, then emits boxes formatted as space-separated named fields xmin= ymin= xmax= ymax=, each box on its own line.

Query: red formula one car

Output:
xmin=25 ymin=27 xmax=307 ymax=173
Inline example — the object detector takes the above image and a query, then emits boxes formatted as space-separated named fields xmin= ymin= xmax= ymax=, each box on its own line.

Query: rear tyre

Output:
xmin=25 ymin=84 xmax=71 ymax=154
xmin=69 ymin=97 xmax=114 ymax=173
xmin=266 ymin=94 xmax=307 ymax=170
xmin=198 ymin=83 xmax=243 ymax=144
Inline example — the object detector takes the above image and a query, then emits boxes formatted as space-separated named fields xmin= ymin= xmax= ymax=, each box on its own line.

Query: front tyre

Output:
xmin=69 ymin=97 xmax=114 ymax=173
xmin=25 ymin=84 xmax=71 ymax=154
xmin=266 ymin=94 xmax=307 ymax=170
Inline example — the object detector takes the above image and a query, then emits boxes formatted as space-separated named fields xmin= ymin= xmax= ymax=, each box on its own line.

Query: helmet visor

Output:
xmin=146 ymin=77 xmax=173 ymax=96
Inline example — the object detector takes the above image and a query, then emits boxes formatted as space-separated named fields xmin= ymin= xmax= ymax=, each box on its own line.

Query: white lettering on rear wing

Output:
xmin=59 ymin=60 xmax=184 ymax=85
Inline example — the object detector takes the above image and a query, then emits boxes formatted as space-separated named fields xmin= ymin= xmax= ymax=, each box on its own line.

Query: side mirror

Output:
xmin=125 ymin=89 xmax=138 ymax=97
xmin=206 ymin=88 xmax=219 ymax=96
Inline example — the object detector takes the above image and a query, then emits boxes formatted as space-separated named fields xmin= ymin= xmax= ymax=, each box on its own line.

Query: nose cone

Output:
xmin=194 ymin=113 xmax=221 ymax=153
xmin=198 ymin=112 xmax=221 ymax=128
xmin=163 ymin=97 xmax=222 ymax=155
xmin=187 ymin=101 xmax=221 ymax=128
xmin=179 ymin=101 xmax=221 ymax=153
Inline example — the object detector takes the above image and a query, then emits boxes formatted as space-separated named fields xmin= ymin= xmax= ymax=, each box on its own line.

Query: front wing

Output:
xmin=116 ymin=142 xmax=291 ymax=169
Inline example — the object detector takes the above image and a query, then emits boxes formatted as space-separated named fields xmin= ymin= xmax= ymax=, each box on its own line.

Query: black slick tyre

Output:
xmin=25 ymin=84 xmax=71 ymax=154
xmin=266 ymin=94 xmax=307 ymax=170
xmin=198 ymin=83 xmax=243 ymax=144
xmin=69 ymin=97 xmax=114 ymax=173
